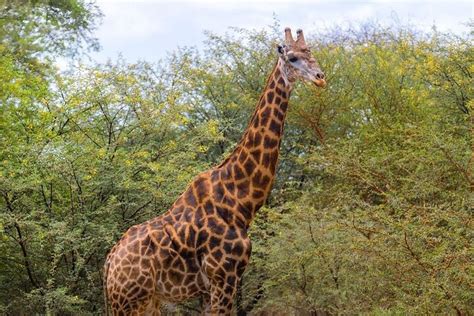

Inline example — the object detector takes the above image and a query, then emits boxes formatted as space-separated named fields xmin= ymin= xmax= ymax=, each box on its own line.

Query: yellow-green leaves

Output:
xmin=0 ymin=18 xmax=472 ymax=315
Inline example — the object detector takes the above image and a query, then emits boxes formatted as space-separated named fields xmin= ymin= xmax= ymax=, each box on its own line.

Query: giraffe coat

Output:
xmin=104 ymin=28 xmax=325 ymax=316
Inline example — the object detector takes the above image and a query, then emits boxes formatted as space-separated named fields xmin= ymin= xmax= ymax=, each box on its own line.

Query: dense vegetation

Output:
xmin=0 ymin=2 xmax=472 ymax=315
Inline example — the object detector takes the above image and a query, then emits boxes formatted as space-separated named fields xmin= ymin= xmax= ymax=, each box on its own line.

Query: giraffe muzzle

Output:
xmin=312 ymin=78 xmax=326 ymax=88
xmin=311 ymin=72 xmax=326 ymax=88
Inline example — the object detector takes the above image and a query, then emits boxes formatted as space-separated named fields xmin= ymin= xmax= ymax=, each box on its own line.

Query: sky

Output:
xmin=85 ymin=0 xmax=472 ymax=64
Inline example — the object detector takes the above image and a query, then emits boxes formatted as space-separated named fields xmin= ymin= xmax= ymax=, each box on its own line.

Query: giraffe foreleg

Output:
xmin=143 ymin=295 xmax=161 ymax=316
xmin=202 ymin=232 xmax=251 ymax=315
xmin=203 ymin=270 xmax=241 ymax=315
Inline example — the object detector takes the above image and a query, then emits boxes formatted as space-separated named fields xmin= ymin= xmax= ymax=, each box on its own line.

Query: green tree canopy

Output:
xmin=0 ymin=6 xmax=472 ymax=314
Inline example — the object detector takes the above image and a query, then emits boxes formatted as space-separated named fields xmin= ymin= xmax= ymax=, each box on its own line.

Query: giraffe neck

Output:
xmin=218 ymin=59 xmax=293 ymax=224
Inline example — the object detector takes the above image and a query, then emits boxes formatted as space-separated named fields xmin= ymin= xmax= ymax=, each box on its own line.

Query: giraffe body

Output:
xmin=104 ymin=28 xmax=325 ymax=315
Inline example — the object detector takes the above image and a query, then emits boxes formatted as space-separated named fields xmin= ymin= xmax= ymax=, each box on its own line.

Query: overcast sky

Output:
xmin=86 ymin=0 xmax=472 ymax=64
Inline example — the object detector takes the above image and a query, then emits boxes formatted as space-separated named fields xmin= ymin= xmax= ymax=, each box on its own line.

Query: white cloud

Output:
xmin=90 ymin=1 xmax=472 ymax=63
xmin=96 ymin=1 xmax=165 ymax=40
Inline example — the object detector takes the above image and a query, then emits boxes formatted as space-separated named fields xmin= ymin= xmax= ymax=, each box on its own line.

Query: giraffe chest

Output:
xmin=155 ymin=263 xmax=209 ymax=302
xmin=152 ymin=211 xmax=251 ymax=302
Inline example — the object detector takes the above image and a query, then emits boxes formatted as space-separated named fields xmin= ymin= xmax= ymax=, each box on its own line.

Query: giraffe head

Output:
xmin=277 ymin=27 xmax=326 ymax=88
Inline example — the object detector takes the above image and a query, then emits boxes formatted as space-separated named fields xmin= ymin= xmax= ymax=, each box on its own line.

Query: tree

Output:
xmin=252 ymin=23 xmax=472 ymax=315
xmin=0 ymin=8 xmax=472 ymax=313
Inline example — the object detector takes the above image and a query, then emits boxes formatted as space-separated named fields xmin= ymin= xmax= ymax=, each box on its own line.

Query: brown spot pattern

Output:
xmin=105 ymin=45 xmax=293 ymax=316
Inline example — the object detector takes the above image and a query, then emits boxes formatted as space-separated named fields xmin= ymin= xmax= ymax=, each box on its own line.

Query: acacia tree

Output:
xmin=0 ymin=1 xmax=102 ymax=312
xmin=0 ymin=0 xmax=101 ymax=59
xmin=0 ymin=4 xmax=472 ymax=313
xmin=249 ymin=25 xmax=472 ymax=315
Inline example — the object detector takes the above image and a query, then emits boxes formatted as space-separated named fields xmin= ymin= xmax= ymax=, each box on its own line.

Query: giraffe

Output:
xmin=104 ymin=27 xmax=326 ymax=316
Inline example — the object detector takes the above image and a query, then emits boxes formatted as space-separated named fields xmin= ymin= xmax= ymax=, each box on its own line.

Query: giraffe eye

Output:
xmin=288 ymin=56 xmax=298 ymax=63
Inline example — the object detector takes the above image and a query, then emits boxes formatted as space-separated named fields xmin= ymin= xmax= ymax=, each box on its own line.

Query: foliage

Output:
xmin=0 ymin=0 xmax=102 ymax=58
xmin=246 ymin=24 xmax=473 ymax=315
xmin=0 ymin=5 xmax=472 ymax=314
